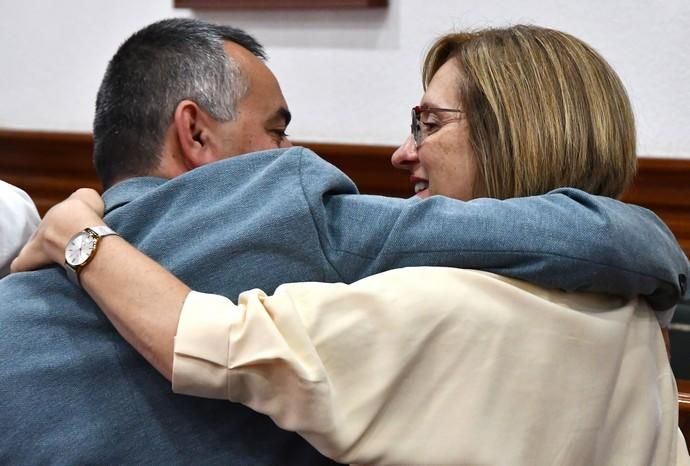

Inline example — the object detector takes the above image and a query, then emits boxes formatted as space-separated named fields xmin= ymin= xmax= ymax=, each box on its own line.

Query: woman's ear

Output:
xmin=172 ymin=100 xmax=218 ymax=169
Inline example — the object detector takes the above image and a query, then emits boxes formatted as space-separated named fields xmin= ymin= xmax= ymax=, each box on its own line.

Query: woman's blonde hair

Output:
xmin=423 ymin=25 xmax=636 ymax=198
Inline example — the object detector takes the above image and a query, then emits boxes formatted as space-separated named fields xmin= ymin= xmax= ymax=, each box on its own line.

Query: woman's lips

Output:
xmin=410 ymin=176 xmax=429 ymax=194
xmin=414 ymin=180 xmax=429 ymax=194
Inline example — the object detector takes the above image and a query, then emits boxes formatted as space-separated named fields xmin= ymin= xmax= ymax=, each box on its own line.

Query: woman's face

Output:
xmin=391 ymin=58 xmax=478 ymax=200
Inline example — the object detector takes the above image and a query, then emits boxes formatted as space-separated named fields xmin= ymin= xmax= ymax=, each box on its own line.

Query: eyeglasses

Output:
xmin=411 ymin=105 xmax=464 ymax=147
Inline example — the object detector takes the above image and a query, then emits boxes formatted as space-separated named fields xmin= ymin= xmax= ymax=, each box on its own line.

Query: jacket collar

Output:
xmin=102 ymin=177 xmax=167 ymax=216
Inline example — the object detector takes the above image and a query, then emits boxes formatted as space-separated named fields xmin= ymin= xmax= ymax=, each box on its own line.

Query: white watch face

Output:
xmin=65 ymin=231 xmax=97 ymax=267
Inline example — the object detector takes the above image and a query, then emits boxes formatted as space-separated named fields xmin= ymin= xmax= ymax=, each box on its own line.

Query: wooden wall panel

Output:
xmin=622 ymin=158 xmax=690 ymax=256
xmin=175 ymin=0 xmax=388 ymax=9
xmin=0 ymin=131 xmax=98 ymax=215
xmin=1 ymin=130 xmax=689 ymax=255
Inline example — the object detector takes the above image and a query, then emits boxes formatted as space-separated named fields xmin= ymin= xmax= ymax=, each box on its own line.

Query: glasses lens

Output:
xmin=411 ymin=107 xmax=421 ymax=146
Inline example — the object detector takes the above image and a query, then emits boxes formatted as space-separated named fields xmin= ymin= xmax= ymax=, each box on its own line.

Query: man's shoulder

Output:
xmin=195 ymin=146 xmax=356 ymax=191
xmin=124 ymin=147 xmax=359 ymax=219
xmin=188 ymin=146 xmax=342 ymax=177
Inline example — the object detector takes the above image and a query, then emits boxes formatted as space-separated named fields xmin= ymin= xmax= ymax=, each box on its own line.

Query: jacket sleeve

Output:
xmin=0 ymin=180 xmax=40 ymax=277
xmin=296 ymin=149 xmax=689 ymax=311
xmin=172 ymin=268 xmax=681 ymax=465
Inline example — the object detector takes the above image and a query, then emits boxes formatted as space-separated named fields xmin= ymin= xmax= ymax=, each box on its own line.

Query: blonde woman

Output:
xmin=15 ymin=25 xmax=689 ymax=465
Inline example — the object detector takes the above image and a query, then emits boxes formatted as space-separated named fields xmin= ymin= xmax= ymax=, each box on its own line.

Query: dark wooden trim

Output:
xmin=0 ymin=130 xmax=98 ymax=215
xmin=175 ymin=0 xmax=387 ymax=9
xmin=620 ymin=158 xmax=690 ymax=256
xmin=1 ymin=130 xmax=689 ymax=255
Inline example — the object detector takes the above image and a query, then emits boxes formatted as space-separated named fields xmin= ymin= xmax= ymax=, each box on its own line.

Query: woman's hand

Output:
xmin=11 ymin=188 xmax=106 ymax=272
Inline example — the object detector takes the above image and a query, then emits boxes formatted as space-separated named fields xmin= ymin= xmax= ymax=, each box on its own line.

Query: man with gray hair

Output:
xmin=92 ymin=18 xmax=290 ymax=189
xmin=0 ymin=17 xmax=687 ymax=465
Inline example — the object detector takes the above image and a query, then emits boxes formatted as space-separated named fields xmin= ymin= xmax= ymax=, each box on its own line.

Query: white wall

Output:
xmin=1 ymin=0 xmax=688 ymax=157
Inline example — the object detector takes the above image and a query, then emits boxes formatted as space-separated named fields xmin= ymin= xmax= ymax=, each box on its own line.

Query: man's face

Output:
xmin=212 ymin=41 xmax=292 ymax=158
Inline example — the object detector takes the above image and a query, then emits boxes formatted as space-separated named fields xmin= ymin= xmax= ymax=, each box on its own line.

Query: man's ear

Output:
xmin=173 ymin=100 xmax=219 ymax=169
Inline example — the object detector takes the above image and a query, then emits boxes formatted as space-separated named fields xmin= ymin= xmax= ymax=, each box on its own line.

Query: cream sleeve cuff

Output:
xmin=172 ymin=287 xmax=331 ymax=420
xmin=172 ymin=290 xmax=239 ymax=400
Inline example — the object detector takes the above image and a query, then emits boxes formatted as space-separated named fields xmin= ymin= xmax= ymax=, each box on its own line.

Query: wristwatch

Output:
xmin=64 ymin=225 xmax=119 ymax=286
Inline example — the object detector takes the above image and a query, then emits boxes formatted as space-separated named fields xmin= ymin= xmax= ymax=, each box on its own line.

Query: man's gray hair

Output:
xmin=93 ymin=18 xmax=266 ymax=188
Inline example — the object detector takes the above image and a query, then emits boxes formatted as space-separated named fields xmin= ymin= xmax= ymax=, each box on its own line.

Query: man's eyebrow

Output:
xmin=273 ymin=107 xmax=291 ymax=126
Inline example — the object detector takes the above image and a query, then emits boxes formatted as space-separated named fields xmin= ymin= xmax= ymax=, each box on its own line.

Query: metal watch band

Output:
xmin=64 ymin=262 xmax=81 ymax=286
xmin=87 ymin=225 xmax=118 ymax=238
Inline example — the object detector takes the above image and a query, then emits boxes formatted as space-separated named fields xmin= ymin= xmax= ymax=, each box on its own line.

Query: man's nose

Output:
xmin=391 ymin=135 xmax=419 ymax=170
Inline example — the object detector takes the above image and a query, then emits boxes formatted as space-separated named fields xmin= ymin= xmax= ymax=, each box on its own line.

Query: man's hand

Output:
xmin=11 ymin=188 xmax=106 ymax=272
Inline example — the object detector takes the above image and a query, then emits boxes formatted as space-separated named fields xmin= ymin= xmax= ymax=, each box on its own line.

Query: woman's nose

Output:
xmin=391 ymin=135 xmax=419 ymax=170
